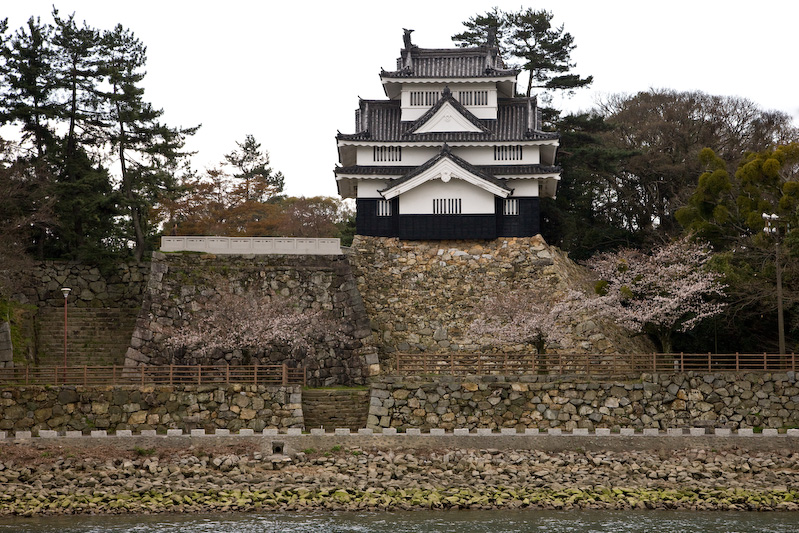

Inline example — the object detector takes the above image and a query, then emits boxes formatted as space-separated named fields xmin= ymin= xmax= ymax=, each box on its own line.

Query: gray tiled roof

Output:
xmin=338 ymin=99 xmax=558 ymax=143
xmin=381 ymin=46 xmax=518 ymax=79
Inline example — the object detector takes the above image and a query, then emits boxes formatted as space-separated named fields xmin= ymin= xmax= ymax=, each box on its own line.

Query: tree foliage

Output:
xmin=594 ymin=89 xmax=797 ymax=246
xmin=453 ymin=7 xmax=592 ymax=102
xmin=165 ymin=288 xmax=342 ymax=362
xmin=576 ymin=239 xmax=727 ymax=353
xmin=159 ymin=136 xmax=351 ymax=240
xmin=468 ymin=286 xmax=572 ymax=354
xmin=0 ymin=10 xmax=196 ymax=264
xmin=224 ymin=133 xmax=284 ymax=203
xmin=540 ymin=113 xmax=640 ymax=258
xmin=676 ymin=143 xmax=799 ymax=353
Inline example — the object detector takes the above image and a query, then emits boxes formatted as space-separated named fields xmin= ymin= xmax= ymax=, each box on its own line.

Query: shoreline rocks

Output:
xmin=0 ymin=442 xmax=797 ymax=516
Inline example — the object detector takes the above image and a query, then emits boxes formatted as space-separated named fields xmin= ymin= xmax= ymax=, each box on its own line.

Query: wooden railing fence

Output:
xmin=0 ymin=364 xmax=305 ymax=387
xmin=395 ymin=352 xmax=798 ymax=376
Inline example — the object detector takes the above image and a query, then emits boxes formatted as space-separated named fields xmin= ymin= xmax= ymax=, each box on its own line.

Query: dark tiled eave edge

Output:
xmin=334 ymin=164 xmax=561 ymax=176
xmin=336 ymin=131 xmax=559 ymax=142
xmin=380 ymin=69 xmax=519 ymax=78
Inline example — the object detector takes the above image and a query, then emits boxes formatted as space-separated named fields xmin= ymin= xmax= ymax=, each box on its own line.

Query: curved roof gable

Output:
xmin=380 ymin=145 xmax=511 ymax=200
xmin=405 ymin=87 xmax=492 ymax=135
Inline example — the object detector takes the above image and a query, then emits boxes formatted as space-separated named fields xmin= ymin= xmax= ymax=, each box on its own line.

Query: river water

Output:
xmin=1 ymin=511 xmax=798 ymax=532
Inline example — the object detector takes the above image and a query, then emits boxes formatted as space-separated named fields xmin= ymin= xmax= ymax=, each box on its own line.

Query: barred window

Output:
xmin=377 ymin=199 xmax=392 ymax=217
xmin=457 ymin=90 xmax=488 ymax=106
xmin=503 ymin=199 xmax=519 ymax=216
xmin=373 ymin=146 xmax=402 ymax=162
xmin=410 ymin=91 xmax=441 ymax=106
xmin=433 ymin=198 xmax=462 ymax=214
xmin=494 ymin=145 xmax=523 ymax=161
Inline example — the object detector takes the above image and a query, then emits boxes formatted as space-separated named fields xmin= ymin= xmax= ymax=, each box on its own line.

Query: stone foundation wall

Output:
xmin=347 ymin=236 xmax=654 ymax=371
xmin=9 ymin=261 xmax=150 ymax=308
xmin=125 ymin=252 xmax=377 ymax=387
xmin=367 ymin=372 xmax=799 ymax=431
xmin=0 ymin=384 xmax=302 ymax=434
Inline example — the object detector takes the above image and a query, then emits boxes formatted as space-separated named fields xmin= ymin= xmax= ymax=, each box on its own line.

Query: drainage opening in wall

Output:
xmin=271 ymin=441 xmax=285 ymax=455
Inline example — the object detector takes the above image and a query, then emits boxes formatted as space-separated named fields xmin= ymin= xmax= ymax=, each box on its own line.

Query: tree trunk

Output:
xmin=657 ymin=332 xmax=673 ymax=355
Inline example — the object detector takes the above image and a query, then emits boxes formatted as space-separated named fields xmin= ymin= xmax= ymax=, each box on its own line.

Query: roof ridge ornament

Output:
xmin=401 ymin=28 xmax=416 ymax=71
xmin=403 ymin=28 xmax=414 ymax=49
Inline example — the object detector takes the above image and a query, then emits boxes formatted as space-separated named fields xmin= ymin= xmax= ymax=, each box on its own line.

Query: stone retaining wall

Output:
xmin=9 ymin=261 xmax=150 ymax=309
xmin=125 ymin=252 xmax=377 ymax=387
xmin=367 ymin=372 xmax=799 ymax=431
xmin=0 ymin=384 xmax=303 ymax=434
xmin=347 ymin=236 xmax=654 ymax=371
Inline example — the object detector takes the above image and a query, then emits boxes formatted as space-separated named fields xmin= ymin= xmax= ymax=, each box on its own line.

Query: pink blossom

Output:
xmin=576 ymin=238 xmax=727 ymax=353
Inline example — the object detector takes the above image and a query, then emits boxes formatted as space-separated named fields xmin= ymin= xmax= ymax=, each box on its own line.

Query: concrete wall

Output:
xmin=367 ymin=372 xmax=799 ymax=432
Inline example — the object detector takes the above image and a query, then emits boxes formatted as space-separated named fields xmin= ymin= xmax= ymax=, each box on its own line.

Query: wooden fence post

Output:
xmin=282 ymin=363 xmax=288 ymax=385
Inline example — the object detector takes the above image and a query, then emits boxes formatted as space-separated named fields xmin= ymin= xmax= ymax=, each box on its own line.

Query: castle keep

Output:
xmin=335 ymin=30 xmax=560 ymax=240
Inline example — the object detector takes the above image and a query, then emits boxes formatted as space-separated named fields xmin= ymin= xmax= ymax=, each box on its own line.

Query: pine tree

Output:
xmin=100 ymin=24 xmax=198 ymax=261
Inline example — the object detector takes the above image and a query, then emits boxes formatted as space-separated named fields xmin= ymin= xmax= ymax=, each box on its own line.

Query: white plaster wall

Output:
xmin=399 ymin=179 xmax=496 ymax=214
xmin=400 ymin=82 xmax=498 ymax=121
xmin=355 ymin=146 xmax=439 ymax=166
xmin=452 ymin=145 xmax=540 ymax=166
xmin=355 ymin=145 xmax=542 ymax=166
xmin=506 ymin=179 xmax=540 ymax=197
xmin=356 ymin=180 xmax=390 ymax=197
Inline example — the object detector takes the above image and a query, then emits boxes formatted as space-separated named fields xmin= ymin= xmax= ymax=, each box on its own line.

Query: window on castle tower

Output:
xmin=493 ymin=146 xmax=523 ymax=161
xmin=377 ymin=200 xmax=392 ymax=217
xmin=374 ymin=146 xmax=402 ymax=162
xmin=457 ymin=90 xmax=488 ymax=106
xmin=433 ymin=198 xmax=462 ymax=214
xmin=503 ymin=198 xmax=519 ymax=216
xmin=410 ymin=91 xmax=441 ymax=106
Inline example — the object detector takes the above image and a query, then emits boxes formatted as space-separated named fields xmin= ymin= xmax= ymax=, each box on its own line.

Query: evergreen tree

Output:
xmin=100 ymin=24 xmax=198 ymax=261
xmin=451 ymin=7 xmax=511 ymax=56
xmin=224 ymin=134 xmax=284 ymax=203
xmin=453 ymin=8 xmax=592 ymax=102
xmin=48 ymin=10 xmax=116 ymax=261
xmin=1 ymin=16 xmax=58 ymax=159
xmin=506 ymin=8 xmax=593 ymax=99
xmin=540 ymin=113 xmax=639 ymax=258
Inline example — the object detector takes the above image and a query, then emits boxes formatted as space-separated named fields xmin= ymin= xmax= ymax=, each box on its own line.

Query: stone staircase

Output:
xmin=302 ymin=388 xmax=371 ymax=431
xmin=35 ymin=307 xmax=139 ymax=367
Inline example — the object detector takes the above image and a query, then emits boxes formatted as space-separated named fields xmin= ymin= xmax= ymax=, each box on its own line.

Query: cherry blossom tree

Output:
xmin=579 ymin=238 xmax=726 ymax=353
xmin=468 ymin=286 xmax=571 ymax=354
xmin=165 ymin=289 xmax=342 ymax=362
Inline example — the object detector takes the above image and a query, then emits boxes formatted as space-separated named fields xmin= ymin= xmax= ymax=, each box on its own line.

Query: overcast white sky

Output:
xmin=5 ymin=1 xmax=799 ymax=197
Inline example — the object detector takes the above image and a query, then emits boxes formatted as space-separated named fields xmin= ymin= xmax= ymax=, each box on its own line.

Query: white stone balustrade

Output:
xmin=160 ymin=236 xmax=342 ymax=255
